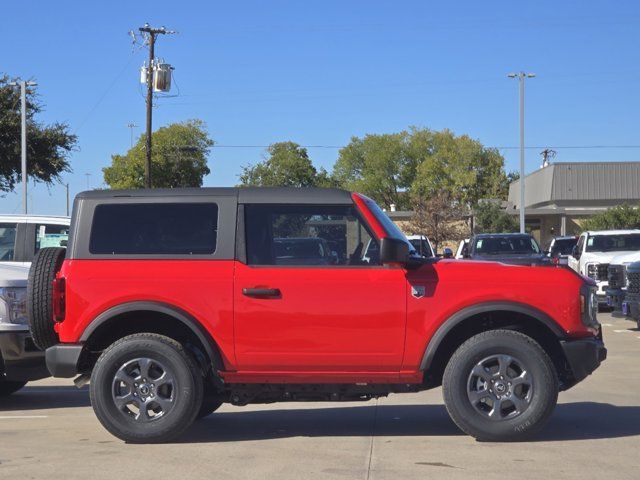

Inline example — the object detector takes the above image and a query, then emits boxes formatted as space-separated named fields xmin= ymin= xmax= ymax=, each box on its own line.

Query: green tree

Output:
xmin=239 ymin=141 xmax=333 ymax=187
xmin=332 ymin=132 xmax=414 ymax=209
xmin=411 ymin=129 xmax=508 ymax=208
xmin=473 ymin=201 xmax=519 ymax=234
xmin=331 ymin=127 xmax=509 ymax=210
xmin=581 ymin=203 xmax=640 ymax=231
xmin=103 ymin=120 xmax=212 ymax=189
xmin=0 ymin=75 xmax=77 ymax=193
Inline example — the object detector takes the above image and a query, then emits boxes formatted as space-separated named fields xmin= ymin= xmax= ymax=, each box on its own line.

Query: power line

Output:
xmin=208 ymin=144 xmax=640 ymax=150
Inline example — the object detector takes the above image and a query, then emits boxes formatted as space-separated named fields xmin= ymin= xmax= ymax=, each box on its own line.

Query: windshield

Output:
xmin=550 ymin=238 xmax=577 ymax=256
xmin=585 ymin=234 xmax=640 ymax=252
xmin=474 ymin=236 xmax=541 ymax=255
xmin=363 ymin=197 xmax=411 ymax=243
xmin=409 ymin=239 xmax=434 ymax=257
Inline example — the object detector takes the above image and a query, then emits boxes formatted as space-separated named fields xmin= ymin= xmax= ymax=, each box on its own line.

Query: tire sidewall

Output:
xmin=90 ymin=336 xmax=202 ymax=443
xmin=443 ymin=331 xmax=558 ymax=441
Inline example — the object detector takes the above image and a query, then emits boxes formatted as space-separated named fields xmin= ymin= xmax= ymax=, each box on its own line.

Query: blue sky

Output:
xmin=1 ymin=0 xmax=639 ymax=214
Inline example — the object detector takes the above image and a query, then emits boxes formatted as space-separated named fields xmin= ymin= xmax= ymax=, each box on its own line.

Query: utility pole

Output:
xmin=507 ymin=72 xmax=535 ymax=234
xmin=8 ymin=79 xmax=37 ymax=214
xmin=65 ymin=183 xmax=70 ymax=216
xmin=85 ymin=173 xmax=91 ymax=190
xmin=138 ymin=24 xmax=175 ymax=188
xmin=126 ymin=123 xmax=138 ymax=148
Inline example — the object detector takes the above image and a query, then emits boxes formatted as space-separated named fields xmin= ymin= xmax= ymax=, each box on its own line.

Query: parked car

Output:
xmin=605 ymin=252 xmax=640 ymax=312
xmin=406 ymin=235 xmax=435 ymax=257
xmin=0 ymin=214 xmax=70 ymax=267
xmin=568 ymin=230 xmax=640 ymax=304
xmin=621 ymin=261 xmax=640 ymax=329
xmin=547 ymin=236 xmax=578 ymax=265
xmin=463 ymin=233 xmax=551 ymax=266
xmin=455 ymin=238 xmax=469 ymax=259
xmin=32 ymin=188 xmax=605 ymax=443
xmin=0 ymin=263 xmax=47 ymax=396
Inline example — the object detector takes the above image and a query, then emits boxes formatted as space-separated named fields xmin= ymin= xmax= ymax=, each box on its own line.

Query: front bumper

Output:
xmin=606 ymin=288 xmax=625 ymax=311
xmin=560 ymin=337 xmax=607 ymax=387
xmin=45 ymin=343 xmax=84 ymax=378
xmin=0 ymin=330 xmax=48 ymax=382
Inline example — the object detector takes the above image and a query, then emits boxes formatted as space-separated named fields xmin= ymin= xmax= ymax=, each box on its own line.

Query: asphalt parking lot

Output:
xmin=1 ymin=312 xmax=638 ymax=480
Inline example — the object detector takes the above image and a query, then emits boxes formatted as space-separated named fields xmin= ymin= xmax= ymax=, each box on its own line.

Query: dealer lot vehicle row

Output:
xmin=0 ymin=312 xmax=636 ymax=480
xmin=22 ymin=187 xmax=605 ymax=443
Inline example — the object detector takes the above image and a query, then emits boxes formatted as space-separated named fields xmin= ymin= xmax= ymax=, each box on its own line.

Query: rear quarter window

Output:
xmin=89 ymin=203 xmax=218 ymax=255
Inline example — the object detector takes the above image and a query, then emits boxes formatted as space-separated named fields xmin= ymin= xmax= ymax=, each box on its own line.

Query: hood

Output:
xmin=581 ymin=250 xmax=639 ymax=264
xmin=0 ymin=263 xmax=29 ymax=287
xmin=608 ymin=251 xmax=640 ymax=266
xmin=470 ymin=253 xmax=550 ymax=266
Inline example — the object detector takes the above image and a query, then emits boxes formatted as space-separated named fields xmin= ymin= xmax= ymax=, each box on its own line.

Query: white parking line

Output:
xmin=613 ymin=329 xmax=633 ymax=333
xmin=0 ymin=415 xmax=48 ymax=420
xmin=601 ymin=323 xmax=613 ymax=326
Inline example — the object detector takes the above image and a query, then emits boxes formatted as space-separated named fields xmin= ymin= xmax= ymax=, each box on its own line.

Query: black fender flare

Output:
xmin=419 ymin=301 xmax=567 ymax=371
xmin=80 ymin=301 xmax=224 ymax=369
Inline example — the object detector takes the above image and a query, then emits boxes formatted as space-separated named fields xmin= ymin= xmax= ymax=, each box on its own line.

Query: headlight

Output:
xmin=586 ymin=263 xmax=598 ymax=279
xmin=0 ymin=287 xmax=28 ymax=325
xmin=580 ymin=285 xmax=599 ymax=328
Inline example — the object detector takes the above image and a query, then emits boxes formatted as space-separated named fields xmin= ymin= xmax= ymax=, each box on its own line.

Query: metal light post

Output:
xmin=508 ymin=72 xmax=535 ymax=233
xmin=8 ymin=80 xmax=37 ymax=214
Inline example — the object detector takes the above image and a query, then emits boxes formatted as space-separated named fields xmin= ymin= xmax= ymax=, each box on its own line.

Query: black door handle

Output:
xmin=242 ymin=287 xmax=281 ymax=298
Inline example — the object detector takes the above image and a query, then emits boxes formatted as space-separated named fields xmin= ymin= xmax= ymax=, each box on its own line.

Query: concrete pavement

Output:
xmin=0 ymin=312 xmax=638 ymax=480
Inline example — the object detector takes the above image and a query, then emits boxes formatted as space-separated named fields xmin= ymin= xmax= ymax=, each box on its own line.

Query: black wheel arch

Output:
xmin=420 ymin=302 xmax=571 ymax=388
xmin=80 ymin=301 xmax=225 ymax=374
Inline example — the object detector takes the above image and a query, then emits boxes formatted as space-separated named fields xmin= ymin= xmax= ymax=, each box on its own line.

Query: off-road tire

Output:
xmin=0 ymin=380 xmax=27 ymax=396
xmin=27 ymin=247 xmax=66 ymax=350
xmin=442 ymin=329 xmax=559 ymax=441
xmin=90 ymin=333 xmax=203 ymax=443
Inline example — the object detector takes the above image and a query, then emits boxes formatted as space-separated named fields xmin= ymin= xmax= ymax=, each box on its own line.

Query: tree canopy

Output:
xmin=581 ymin=203 xmax=640 ymax=231
xmin=103 ymin=120 xmax=213 ymax=189
xmin=0 ymin=75 xmax=77 ymax=193
xmin=239 ymin=141 xmax=333 ymax=187
xmin=473 ymin=201 xmax=519 ymax=234
xmin=332 ymin=127 xmax=511 ymax=210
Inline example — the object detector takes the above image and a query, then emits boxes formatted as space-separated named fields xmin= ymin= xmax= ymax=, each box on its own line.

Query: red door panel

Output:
xmin=233 ymin=262 xmax=407 ymax=372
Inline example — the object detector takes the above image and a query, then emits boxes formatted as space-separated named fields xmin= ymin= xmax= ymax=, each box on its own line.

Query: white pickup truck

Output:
xmin=568 ymin=229 xmax=640 ymax=304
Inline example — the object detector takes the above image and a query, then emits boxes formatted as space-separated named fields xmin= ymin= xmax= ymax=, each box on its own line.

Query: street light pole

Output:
xmin=8 ymin=80 xmax=37 ymax=214
xmin=508 ymin=72 xmax=535 ymax=233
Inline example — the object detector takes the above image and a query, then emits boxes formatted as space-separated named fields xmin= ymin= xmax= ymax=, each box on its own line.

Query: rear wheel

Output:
xmin=442 ymin=329 xmax=558 ymax=441
xmin=90 ymin=334 xmax=203 ymax=443
xmin=27 ymin=247 xmax=66 ymax=350
xmin=0 ymin=380 xmax=27 ymax=396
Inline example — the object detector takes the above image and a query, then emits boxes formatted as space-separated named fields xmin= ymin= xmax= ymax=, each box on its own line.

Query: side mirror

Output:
xmin=461 ymin=245 xmax=470 ymax=258
xmin=380 ymin=237 xmax=410 ymax=265
xmin=571 ymin=245 xmax=580 ymax=259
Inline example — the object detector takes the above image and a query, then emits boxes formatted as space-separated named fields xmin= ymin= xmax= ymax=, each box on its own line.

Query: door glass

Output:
xmin=35 ymin=224 xmax=70 ymax=253
xmin=0 ymin=223 xmax=18 ymax=261
xmin=245 ymin=205 xmax=378 ymax=266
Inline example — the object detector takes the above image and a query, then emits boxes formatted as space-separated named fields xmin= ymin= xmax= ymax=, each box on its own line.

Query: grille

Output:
xmin=608 ymin=264 xmax=627 ymax=289
xmin=588 ymin=263 xmax=609 ymax=282
xmin=627 ymin=271 xmax=640 ymax=295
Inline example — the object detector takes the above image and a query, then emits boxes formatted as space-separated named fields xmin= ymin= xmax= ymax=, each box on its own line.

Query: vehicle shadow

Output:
xmin=180 ymin=401 xmax=640 ymax=443
xmin=0 ymin=385 xmax=90 ymax=411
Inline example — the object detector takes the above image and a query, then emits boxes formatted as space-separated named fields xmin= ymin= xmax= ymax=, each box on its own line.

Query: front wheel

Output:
xmin=442 ymin=329 xmax=558 ymax=441
xmin=90 ymin=333 xmax=203 ymax=443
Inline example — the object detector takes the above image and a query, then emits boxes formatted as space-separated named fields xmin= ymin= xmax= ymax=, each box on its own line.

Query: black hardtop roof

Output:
xmin=76 ymin=187 xmax=354 ymax=205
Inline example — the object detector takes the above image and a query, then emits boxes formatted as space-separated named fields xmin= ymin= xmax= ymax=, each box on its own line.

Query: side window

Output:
xmin=245 ymin=204 xmax=378 ymax=266
xmin=35 ymin=224 xmax=70 ymax=253
xmin=0 ymin=223 xmax=18 ymax=261
xmin=89 ymin=203 xmax=218 ymax=255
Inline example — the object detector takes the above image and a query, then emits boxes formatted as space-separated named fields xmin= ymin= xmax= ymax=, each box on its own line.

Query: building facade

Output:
xmin=508 ymin=161 xmax=640 ymax=248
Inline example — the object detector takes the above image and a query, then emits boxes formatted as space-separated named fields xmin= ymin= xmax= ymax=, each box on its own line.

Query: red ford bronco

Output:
xmin=28 ymin=188 xmax=606 ymax=443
